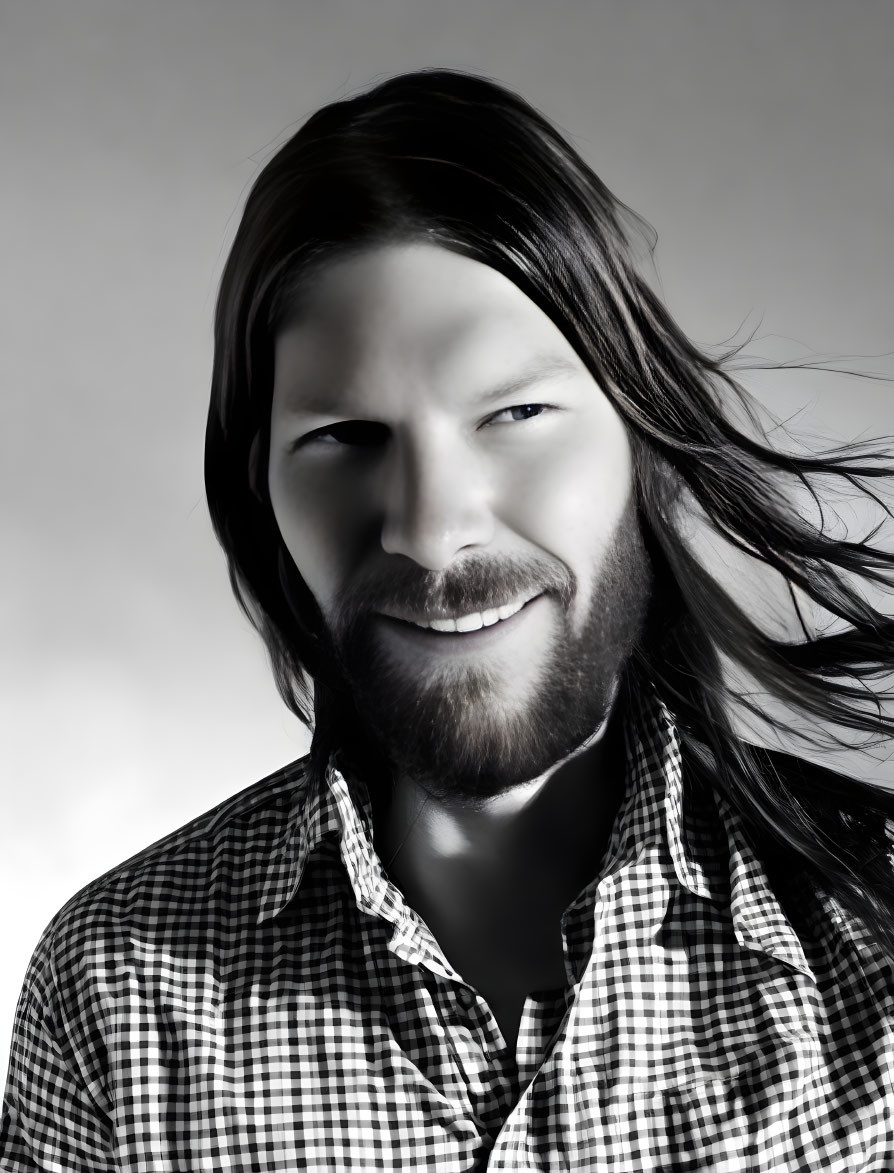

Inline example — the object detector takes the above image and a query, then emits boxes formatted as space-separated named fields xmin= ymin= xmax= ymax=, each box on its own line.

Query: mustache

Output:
xmin=330 ymin=554 xmax=575 ymax=633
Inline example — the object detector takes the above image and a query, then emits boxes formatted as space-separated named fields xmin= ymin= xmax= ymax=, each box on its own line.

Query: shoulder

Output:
xmin=680 ymin=732 xmax=894 ymax=883
xmin=756 ymin=744 xmax=894 ymax=833
xmin=27 ymin=756 xmax=313 ymax=999
xmin=684 ymin=730 xmax=894 ymax=824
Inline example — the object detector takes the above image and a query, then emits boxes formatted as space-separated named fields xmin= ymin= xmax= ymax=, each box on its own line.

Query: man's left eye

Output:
xmin=490 ymin=403 xmax=550 ymax=424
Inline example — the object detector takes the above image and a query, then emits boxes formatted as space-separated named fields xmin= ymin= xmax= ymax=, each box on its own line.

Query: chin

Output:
xmin=351 ymin=655 xmax=617 ymax=806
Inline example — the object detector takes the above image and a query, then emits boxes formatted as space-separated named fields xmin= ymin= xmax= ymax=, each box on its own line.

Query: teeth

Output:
xmin=412 ymin=596 xmax=530 ymax=632
xmin=497 ymin=600 xmax=524 ymax=621
xmin=428 ymin=616 xmax=458 ymax=632
xmin=455 ymin=613 xmax=483 ymax=633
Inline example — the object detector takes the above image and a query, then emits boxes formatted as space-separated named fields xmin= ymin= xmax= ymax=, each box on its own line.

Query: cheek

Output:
xmin=268 ymin=462 xmax=372 ymax=617
xmin=505 ymin=425 xmax=634 ymax=562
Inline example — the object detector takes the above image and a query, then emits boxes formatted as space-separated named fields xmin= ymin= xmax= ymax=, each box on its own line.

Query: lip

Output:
xmin=377 ymin=592 xmax=538 ymax=629
xmin=374 ymin=593 xmax=546 ymax=653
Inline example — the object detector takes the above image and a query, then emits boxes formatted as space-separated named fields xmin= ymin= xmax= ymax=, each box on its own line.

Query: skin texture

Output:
xmin=267 ymin=242 xmax=653 ymax=1048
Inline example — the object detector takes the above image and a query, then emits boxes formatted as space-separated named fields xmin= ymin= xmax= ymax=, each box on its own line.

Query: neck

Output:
xmin=371 ymin=699 xmax=629 ymax=921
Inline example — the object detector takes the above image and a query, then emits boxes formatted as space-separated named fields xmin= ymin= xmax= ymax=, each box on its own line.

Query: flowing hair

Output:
xmin=204 ymin=68 xmax=894 ymax=965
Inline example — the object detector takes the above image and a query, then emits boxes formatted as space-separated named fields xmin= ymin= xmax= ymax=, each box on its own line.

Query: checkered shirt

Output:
xmin=3 ymin=686 xmax=894 ymax=1171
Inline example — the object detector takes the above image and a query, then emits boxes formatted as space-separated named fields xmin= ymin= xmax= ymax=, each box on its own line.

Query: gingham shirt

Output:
xmin=3 ymin=689 xmax=894 ymax=1171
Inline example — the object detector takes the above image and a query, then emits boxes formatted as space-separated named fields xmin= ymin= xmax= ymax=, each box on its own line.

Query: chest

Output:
xmin=102 ymin=974 xmax=893 ymax=1172
xmin=432 ymin=920 xmax=570 ymax=1053
xmin=97 ymin=873 xmax=894 ymax=1171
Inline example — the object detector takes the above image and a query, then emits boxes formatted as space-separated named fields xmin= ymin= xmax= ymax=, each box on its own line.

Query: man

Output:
xmin=4 ymin=68 xmax=894 ymax=1171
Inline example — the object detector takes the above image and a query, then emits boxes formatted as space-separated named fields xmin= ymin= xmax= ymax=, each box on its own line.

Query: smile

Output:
xmin=403 ymin=596 xmax=532 ymax=633
xmin=377 ymin=593 xmax=543 ymax=641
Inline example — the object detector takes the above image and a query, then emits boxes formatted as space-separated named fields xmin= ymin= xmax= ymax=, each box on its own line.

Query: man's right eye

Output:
xmin=298 ymin=421 xmax=389 ymax=448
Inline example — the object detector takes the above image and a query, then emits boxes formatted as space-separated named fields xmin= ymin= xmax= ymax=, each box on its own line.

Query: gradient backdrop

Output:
xmin=2 ymin=0 xmax=892 ymax=1063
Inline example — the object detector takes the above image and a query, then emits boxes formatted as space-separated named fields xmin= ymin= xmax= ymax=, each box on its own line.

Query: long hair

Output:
xmin=205 ymin=68 xmax=894 ymax=965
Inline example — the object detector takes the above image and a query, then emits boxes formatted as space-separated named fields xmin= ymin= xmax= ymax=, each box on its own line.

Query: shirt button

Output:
xmin=456 ymin=985 xmax=477 ymax=1008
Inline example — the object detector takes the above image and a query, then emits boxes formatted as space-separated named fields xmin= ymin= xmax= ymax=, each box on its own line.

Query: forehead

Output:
xmin=272 ymin=243 xmax=582 ymax=405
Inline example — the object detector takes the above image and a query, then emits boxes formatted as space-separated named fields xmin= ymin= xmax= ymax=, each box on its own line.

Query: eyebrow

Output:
xmin=281 ymin=353 xmax=583 ymax=418
xmin=470 ymin=354 xmax=582 ymax=407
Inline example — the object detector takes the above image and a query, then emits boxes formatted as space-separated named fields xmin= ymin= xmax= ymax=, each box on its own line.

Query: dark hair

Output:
xmin=205 ymin=68 xmax=894 ymax=966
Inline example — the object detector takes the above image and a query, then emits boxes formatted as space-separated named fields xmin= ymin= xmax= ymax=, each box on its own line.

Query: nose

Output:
xmin=379 ymin=432 xmax=495 ymax=570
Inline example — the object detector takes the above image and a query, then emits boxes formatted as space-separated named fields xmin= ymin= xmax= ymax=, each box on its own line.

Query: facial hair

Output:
xmin=315 ymin=496 xmax=652 ymax=808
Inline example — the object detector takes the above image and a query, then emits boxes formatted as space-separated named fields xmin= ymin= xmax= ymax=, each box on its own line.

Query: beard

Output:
xmin=311 ymin=497 xmax=652 ymax=809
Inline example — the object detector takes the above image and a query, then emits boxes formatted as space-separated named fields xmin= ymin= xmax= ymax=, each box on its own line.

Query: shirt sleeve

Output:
xmin=1 ymin=930 xmax=115 ymax=1172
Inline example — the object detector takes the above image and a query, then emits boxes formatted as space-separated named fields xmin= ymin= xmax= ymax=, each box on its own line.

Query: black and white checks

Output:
xmin=3 ymin=687 xmax=894 ymax=1169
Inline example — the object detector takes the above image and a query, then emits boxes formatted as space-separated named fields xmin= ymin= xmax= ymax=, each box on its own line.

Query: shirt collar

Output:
xmin=258 ymin=684 xmax=815 ymax=982
xmin=619 ymin=685 xmax=815 ymax=981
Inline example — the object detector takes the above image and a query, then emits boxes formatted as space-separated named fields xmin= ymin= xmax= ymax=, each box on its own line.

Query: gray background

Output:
xmin=2 ymin=0 xmax=892 ymax=1062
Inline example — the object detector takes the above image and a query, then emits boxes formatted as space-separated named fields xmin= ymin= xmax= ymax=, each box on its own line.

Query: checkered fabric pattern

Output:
xmin=3 ymin=686 xmax=894 ymax=1171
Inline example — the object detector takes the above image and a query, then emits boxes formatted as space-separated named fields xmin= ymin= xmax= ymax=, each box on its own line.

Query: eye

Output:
xmin=296 ymin=420 xmax=389 ymax=449
xmin=486 ymin=403 xmax=551 ymax=425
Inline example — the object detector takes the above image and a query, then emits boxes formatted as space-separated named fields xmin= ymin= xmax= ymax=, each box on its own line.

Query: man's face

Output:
xmin=268 ymin=242 xmax=651 ymax=803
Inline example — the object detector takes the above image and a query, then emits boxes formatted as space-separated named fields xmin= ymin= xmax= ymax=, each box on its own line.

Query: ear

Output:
xmin=248 ymin=432 xmax=266 ymax=503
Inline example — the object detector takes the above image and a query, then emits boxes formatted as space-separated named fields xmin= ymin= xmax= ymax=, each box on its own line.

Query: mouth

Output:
xmin=378 ymin=593 xmax=539 ymax=633
xmin=374 ymin=593 xmax=545 ymax=649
